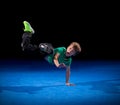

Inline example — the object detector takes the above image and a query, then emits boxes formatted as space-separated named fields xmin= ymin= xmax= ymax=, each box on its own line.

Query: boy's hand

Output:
xmin=58 ymin=63 xmax=66 ymax=68
xmin=66 ymin=83 xmax=75 ymax=86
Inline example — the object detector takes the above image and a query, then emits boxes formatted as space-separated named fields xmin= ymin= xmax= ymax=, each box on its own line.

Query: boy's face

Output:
xmin=66 ymin=44 xmax=75 ymax=57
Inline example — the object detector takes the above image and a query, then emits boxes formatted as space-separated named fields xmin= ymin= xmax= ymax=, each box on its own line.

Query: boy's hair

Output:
xmin=70 ymin=42 xmax=81 ymax=55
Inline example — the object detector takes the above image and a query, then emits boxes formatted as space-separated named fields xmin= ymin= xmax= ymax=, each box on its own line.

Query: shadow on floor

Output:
xmin=76 ymin=78 xmax=120 ymax=94
xmin=0 ymin=84 xmax=64 ymax=94
xmin=0 ymin=79 xmax=120 ymax=95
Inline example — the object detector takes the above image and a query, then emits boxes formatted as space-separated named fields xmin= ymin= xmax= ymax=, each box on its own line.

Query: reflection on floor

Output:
xmin=0 ymin=60 xmax=120 ymax=105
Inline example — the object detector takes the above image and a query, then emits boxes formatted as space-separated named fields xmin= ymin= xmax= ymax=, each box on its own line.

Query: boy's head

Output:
xmin=66 ymin=42 xmax=81 ymax=57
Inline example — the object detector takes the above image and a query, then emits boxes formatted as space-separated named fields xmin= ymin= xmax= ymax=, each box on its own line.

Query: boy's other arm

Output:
xmin=53 ymin=53 xmax=66 ymax=68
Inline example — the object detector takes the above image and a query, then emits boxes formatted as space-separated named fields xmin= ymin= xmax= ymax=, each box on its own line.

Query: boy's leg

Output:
xmin=21 ymin=21 xmax=54 ymax=55
xmin=39 ymin=43 xmax=54 ymax=63
xmin=21 ymin=21 xmax=38 ymax=51
xmin=21 ymin=32 xmax=38 ymax=51
xmin=39 ymin=43 xmax=54 ymax=54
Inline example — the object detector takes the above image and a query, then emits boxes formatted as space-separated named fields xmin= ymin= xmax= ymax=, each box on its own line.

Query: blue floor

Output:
xmin=0 ymin=60 xmax=120 ymax=105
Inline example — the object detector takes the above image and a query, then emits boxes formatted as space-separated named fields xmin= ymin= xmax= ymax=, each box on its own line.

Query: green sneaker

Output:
xmin=23 ymin=21 xmax=35 ymax=34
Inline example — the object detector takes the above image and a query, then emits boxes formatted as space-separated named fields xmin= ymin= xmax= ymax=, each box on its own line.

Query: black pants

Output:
xmin=21 ymin=32 xmax=54 ymax=55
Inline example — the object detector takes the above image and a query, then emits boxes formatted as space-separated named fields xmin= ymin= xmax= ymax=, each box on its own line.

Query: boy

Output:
xmin=21 ymin=21 xmax=81 ymax=86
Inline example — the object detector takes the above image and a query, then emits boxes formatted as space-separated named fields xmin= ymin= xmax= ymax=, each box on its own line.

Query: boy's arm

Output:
xmin=66 ymin=66 xmax=75 ymax=86
xmin=54 ymin=53 xmax=74 ymax=86
xmin=53 ymin=53 xmax=60 ymax=67
xmin=66 ymin=66 xmax=70 ymax=84
xmin=53 ymin=53 xmax=66 ymax=68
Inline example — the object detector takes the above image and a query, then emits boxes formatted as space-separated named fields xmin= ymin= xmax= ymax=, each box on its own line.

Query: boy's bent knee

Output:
xmin=39 ymin=43 xmax=54 ymax=54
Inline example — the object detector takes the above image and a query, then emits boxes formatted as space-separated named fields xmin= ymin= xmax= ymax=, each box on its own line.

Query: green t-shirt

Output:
xmin=46 ymin=47 xmax=72 ymax=66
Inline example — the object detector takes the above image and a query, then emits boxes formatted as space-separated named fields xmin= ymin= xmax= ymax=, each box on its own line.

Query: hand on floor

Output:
xmin=66 ymin=83 xmax=75 ymax=86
